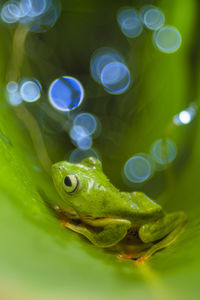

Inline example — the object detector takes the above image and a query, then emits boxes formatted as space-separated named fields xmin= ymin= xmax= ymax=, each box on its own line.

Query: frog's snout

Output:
xmin=51 ymin=163 xmax=63 ymax=176
xmin=51 ymin=164 xmax=65 ymax=190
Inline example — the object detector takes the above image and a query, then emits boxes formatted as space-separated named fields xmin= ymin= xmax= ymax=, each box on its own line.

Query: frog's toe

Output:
xmin=117 ymin=253 xmax=141 ymax=260
xmin=60 ymin=219 xmax=69 ymax=226
xmin=135 ymin=256 xmax=148 ymax=263
xmin=131 ymin=256 xmax=141 ymax=261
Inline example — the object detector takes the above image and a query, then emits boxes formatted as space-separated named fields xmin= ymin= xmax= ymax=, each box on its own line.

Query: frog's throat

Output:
xmin=56 ymin=206 xmax=99 ymax=222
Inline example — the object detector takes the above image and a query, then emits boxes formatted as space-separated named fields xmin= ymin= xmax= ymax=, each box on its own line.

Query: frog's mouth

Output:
xmin=56 ymin=205 xmax=106 ymax=224
xmin=51 ymin=164 xmax=63 ymax=188
xmin=69 ymin=210 xmax=100 ymax=224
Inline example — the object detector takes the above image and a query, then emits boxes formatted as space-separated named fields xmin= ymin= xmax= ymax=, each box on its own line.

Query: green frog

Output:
xmin=52 ymin=157 xmax=187 ymax=261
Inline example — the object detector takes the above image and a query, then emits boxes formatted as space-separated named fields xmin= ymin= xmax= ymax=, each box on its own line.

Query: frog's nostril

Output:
xmin=51 ymin=164 xmax=63 ymax=173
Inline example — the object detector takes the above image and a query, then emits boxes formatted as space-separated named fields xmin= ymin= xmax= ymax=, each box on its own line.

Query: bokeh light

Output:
xmin=70 ymin=125 xmax=89 ymax=141
xmin=19 ymin=0 xmax=32 ymax=17
xmin=28 ymin=0 xmax=61 ymax=32
xmin=124 ymin=153 xmax=154 ymax=183
xmin=7 ymin=92 xmax=22 ymax=106
xmin=25 ymin=0 xmax=47 ymax=18
xmin=6 ymin=81 xmax=22 ymax=106
xmin=69 ymin=148 xmax=101 ymax=163
xmin=153 ymin=26 xmax=182 ymax=53
xmin=1 ymin=1 xmax=20 ymax=23
xmin=1 ymin=0 xmax=61 ymax=32
xmin=90 ymin=47 xmax=124 ymax=83
xmin=150 ymin=138 xmax=177 ymax=165
xmin=117 ymin=7 xmax=143 ymax=38
xmin=101 ymin=62 xmax=130 ymax=94
xmin=173 ymin=104 xmax=198 ymax=125
xmin=48 ymin=76 xmax=84 ymax=112
xmin=76 ymin=135 xmax=92 ymax=150
xmin=179 ymin=111 xmax=192 ymax=124
xmin=20 ymin=80 xmax=41 ymax=102
xmin=6 ymin=81 xmax=18 ymax=93
xmin=143 ymin=8 xmax=165 ymax=30
xmin=140 ymin=5 xmax=156 ymax=22
xmin=74 ymin=113 xmax=97 ymax=136
xmin=70 ymin=125 xmax=92 ymax=150
xmin=117 ymin=7 xmax=137 ymax=23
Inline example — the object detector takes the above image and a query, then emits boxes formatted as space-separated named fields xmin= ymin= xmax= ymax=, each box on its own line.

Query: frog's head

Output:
xmin=51 ymin=157 xmax=118 ymax=218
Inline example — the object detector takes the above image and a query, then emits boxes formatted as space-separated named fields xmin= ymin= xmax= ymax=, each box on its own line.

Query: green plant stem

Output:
xmin=6 ymin=24 xmax=52 ymax=174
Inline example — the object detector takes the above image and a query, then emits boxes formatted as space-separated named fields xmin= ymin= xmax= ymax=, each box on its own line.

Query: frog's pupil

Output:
xmin=64 ymin=176 xmax=72 ymax=187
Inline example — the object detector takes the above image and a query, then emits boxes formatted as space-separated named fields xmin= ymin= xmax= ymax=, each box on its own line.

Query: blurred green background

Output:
xmin=0 ymin=0 xmax=200 ymax=299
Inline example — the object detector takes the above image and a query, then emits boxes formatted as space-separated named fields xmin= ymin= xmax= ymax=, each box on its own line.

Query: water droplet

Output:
xmin=20 ymin=80 xmax=41 ymax=102
xmin=76 ymin=135 xmax=92 ymax=150
xmin=150 ymin=138 xmax=177 ymax=165
xmin=143 ymin=8 xmax=165 ymax=30
xmin=153 ymin=26 xmax=182 ymax=53
xmin=90 ymin=47 xmax=124 ymax=83
xmin=6 ymin=81 xmax=18 ymax=93
xmin=117 ymin=7 xmax=143 ymax=38
xmin=173 ymin=103 xmax=197 ymax=125
xmin=101 ymin=62 xmax=130 ymax=94
xmin=70 ymin=125 xmax=89 ymax=141
xmin=74 ymin=113 xmax=97 ymax=136
xmin=69 ymin=148 xmax=101 ymax=163
xmin=1 ymin=1 xmax=20 ymax=23
xmin=124 ymin=153 xmax=154 ymax=183
xmin=48 ymin=76 xmax=84 ymax=112
xmin=7 ymin=92 xmax=22 ymax=106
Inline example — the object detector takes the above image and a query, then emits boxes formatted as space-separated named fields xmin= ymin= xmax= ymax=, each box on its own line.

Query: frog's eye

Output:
xmin=63 ymin=174 xmax=79 ymax=193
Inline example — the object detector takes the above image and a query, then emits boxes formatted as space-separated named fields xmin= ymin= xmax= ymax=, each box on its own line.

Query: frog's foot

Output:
xmin=60 ymin=218 xmax=82 ymax=228
xmin=138 ymin=212 xmax=187 ymax=261
xmin=61 ymin=218 xmax=131 ymax=248
xmin=117 ymin=253 xmax=140 ymax=260
xmin=135 ymin=255 xmax=148 ymax=263
xmin=60 ymin=219 xmax=70 ymax=227
xmin=115 ymin=242 xmax=152 ymax=261
xmin=55 ymin=206 xmax=80 ymax=220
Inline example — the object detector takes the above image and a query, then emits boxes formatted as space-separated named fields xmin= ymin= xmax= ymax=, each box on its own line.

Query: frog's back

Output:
xmin=115 ymin=191 xmax=164 ymax=226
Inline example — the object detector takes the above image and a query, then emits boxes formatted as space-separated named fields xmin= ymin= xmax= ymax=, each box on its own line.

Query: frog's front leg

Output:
xmin=137 ymin=211 xmax=187 ymax=262
xmin=62 ymin=218 xmax=131 ymax=247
